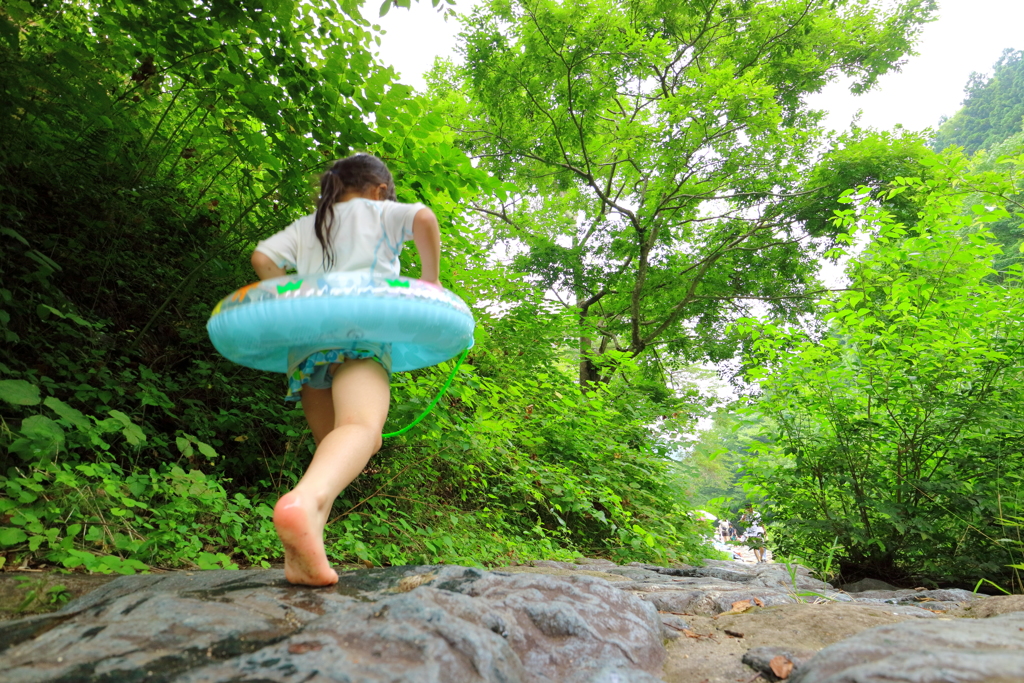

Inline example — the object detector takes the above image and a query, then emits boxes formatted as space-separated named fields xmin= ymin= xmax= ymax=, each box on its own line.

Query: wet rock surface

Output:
xmin=0 ymin=565 xmax=665 ymax=683
xmin=2 ymin=558 xmax=1021 ymax=683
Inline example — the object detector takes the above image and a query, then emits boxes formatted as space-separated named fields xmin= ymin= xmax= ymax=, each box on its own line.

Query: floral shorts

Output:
xmin=285 ymin=342 xmax=392 ymax=402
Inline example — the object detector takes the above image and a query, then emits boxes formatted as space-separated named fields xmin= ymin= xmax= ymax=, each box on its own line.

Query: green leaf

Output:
xmin=0 ymin=527 xmax=28 ymax=546
xmin=100 ymin=555 xmax=141 ymax=575
xmin=109 ymin=410 xmax=146 ymax=446
xmin=195 ymin=441 xmax=219 ymax=459
xmin=44 ymin=397 xmax=91 ymax=431
xmin=26 ymin=250 xmax=62 ymax=272
xmin=0 ymin=227 xmax=29 ymax=246
xmin=0 ymin=380 xmax=41 ymax=406
xmin=19 ymin=415 xmax=64 ymax=456
xmin=176 ymin=436 xmax=194 ymax=457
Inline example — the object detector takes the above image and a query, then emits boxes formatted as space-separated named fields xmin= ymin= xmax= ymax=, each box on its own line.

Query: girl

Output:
xmin=251 ymin=154 xmax=441 ymax=586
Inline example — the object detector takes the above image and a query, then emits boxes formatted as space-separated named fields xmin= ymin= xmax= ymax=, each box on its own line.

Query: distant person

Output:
xmin=744 ymin=522 xmax=766 ymax=562
xmin=740 ymin=503 xmax=762 ymax=528
xmin=717 ymin=518 xmax=733 ymax=543
xmin=740 ymin=504 xmax=766 ymax=562
xmin=251 ymin=154 xmax=442 ymax=586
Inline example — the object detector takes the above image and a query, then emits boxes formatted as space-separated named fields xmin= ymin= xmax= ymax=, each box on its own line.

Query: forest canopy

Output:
xmin=934 ymin=48 xmax=1024 ymax=155
xmin=429 ymin=0 xmax=937 ymax=384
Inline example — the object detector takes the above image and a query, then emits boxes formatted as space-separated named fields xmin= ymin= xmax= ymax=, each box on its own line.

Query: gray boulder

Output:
xmin=638 ymin=564 xmax=695 ymax=577
xmin=638 ymin=586 xmax=797 ymax=615
xmin=658 ymin=613 xmax=691 ymax=641
xmin=953 ymin=594 xmax=1024 ymax=618
xmin=601 ymin=567 xmax=672 ymax=582
xmin=750 ymin=570 xmax=832 ymax=593
xmin=529 ymin=559 xmax=585 ymax=571
xmin=789 ymin=611 xmax=1024 ymax=682
xmin=638 ymin=589 xmax=707 ymax=613
xmin=840 ymin=578 xmax=898 ymax=593
xmin=899 ymin=588 xmax=977 ymax=604
xmin=573 ymin=558 xmax=620 ymax=568
xmin=692 ymin=566 xmax=756 ymax=583
xmin=848 ymin=587 xmax=980 ymax=613
xmin=0 ymin=565 xmax=666 ymax=683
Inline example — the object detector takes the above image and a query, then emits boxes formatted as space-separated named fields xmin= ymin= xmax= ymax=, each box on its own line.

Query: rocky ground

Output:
xmin=1 ymin=558 xmax=1023 ymax=682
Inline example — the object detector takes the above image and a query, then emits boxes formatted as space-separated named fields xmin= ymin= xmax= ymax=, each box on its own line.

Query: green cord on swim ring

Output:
xmin=383 ymin=347 xmax=470 ymax=438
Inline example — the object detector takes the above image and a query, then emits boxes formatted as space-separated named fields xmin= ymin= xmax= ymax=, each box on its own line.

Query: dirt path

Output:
xmin=662 ymin=602 xmax=949 ymax=682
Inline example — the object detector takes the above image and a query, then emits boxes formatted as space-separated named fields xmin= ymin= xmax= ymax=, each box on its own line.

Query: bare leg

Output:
xmin=299 ymin=363 xmax=343 ymax=446
xmin=274 ymin=359 xmax=390 ymax=586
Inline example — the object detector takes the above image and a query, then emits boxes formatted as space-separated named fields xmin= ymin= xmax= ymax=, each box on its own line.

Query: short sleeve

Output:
xmin=381 ymin=201 xmax=427 ymax=246
xmin=254 ymin=221 xmax=299 ymax=269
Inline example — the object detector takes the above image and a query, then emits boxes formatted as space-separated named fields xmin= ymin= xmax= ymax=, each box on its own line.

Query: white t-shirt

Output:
xmin=254 ymin=198 xmax=426 ymax=279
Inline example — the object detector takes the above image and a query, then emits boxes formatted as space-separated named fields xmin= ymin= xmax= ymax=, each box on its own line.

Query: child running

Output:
xmin=250 ymin=154 xmax=441 ymax=586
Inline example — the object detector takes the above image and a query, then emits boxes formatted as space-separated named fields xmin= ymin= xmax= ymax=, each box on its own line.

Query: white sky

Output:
xmin=365 ymin=0 xmax=1024 ymax=134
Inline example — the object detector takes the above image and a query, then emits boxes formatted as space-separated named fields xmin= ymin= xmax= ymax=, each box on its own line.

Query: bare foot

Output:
xmin=273 ymin=492 xmax=338 ymax=586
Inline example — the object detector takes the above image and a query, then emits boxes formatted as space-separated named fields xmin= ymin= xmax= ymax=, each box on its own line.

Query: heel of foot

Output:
xmin=273 ymin=493 xmax=337 ymax=586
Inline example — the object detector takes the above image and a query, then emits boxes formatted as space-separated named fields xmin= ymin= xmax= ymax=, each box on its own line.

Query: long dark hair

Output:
xmin=314 ymin=153 xmax=397 ymax=269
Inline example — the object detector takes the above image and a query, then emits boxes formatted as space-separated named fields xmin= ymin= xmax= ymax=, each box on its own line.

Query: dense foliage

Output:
xmin=0 ymin=0 xmax=707 ymax=574
xmin=676 ymin=409 xmax=765 ymax=509
xmin=738 ymin=151 xmax=1024 ymax=587
xmin=934 ymin=48 xmax=1024 ymax=156
xmin=430 ymin=0 xmax=935 ymax=384
xmin=678 ymin=42 xmax=1024 ymax=590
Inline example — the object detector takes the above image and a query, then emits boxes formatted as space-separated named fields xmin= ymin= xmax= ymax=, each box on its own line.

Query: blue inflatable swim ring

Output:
xmin=207 ymin=273 xmax=475 ymax=373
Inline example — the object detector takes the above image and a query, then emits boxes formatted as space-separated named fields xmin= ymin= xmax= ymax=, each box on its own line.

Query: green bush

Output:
xmin=738 ymin=152 xmax=1024 ymax=587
